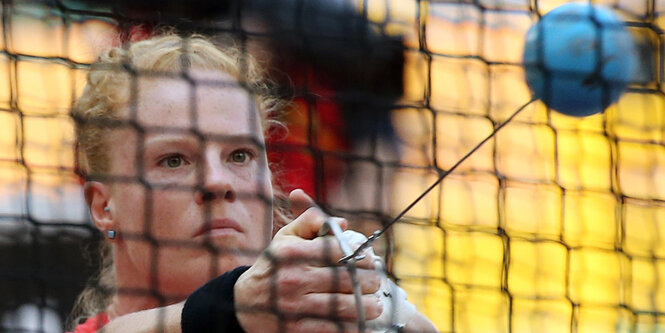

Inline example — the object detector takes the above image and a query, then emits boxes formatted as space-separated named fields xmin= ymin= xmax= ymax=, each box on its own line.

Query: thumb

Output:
xmin=276 ymin=206 xmax=348 ymax=240
xmin=288 ymin=189 xmax=316 ymax=217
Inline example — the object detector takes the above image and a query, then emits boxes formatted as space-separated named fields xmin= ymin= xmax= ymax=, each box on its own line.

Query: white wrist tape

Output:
xmin=342 ymin=230 xmax=416 ymax=332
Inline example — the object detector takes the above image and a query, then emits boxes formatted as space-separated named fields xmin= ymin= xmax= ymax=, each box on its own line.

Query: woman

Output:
xmin=70 ymin=34 xmax=435 ymax=332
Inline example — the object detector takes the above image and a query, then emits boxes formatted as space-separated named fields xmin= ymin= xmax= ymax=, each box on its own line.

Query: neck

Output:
xmin=107 ymin=294 xmax=156 ymax=319
xmin=107 ymin=243 xmax=181 ymax=319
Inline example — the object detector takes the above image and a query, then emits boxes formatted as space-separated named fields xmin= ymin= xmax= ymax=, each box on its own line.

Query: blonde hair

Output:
xmin=69 ymin=34 xmax=288 ymax=327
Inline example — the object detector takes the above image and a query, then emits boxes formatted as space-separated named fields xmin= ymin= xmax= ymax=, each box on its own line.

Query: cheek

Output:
xmin=243 ymin=177 xmax=274 ymax=251
xmin=113 ymin=185 xmax=193 ymax=237
xmin=249 ymin=162 xmax=273 ymax=197
xmin=148 ymin=188 xmax=194 ymax=239
xmin=112 ymin=183 xmax=146 ymax=233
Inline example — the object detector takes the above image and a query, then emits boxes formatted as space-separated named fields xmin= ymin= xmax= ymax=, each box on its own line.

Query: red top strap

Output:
xmin=67 ymin=313 xmax=109 ymax=333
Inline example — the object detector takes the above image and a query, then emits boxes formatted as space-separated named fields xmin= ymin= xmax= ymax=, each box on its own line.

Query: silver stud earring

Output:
xmin=107 ymin=230 xmax=116 ymax=239
xmin=104 ymin=206 xmax=110 ymax=212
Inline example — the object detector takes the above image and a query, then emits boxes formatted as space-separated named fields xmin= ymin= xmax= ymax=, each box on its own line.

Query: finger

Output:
xmin=285 ymin=317 xmax=363 ymax=333
xmin=289 ymin=189 xmax=316 ymax=217
xmin=301 ymin=267 xmax=382 ymax=295
xmin=306 ymin=236 xmax=377 ymax=269
xmin=270 ymin=235 xmax=376 ymax=269
xmin=285 ymin=317 xmax=361 ymax=333
xmin=276 ymin=207 xmax=349 ymax=240
xmin=274 ymin=206 xmax=326 ymax=240
xmin=274 ymin=266 xmax=381 ymax=296
xmin=280 ymin=293 xmax=382 ymax=321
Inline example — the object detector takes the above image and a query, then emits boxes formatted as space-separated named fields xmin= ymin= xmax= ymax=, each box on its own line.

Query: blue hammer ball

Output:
xmin=523 ymin=3 xmax=638 ymax=117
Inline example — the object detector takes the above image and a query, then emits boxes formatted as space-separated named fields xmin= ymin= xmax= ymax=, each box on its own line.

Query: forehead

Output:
xmin=121 ymin=71 xmax=262 ymax=137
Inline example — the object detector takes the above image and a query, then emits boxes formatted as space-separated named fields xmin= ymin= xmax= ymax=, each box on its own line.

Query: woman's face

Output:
xmin=104 ymin=71 xmax=273 ymax=297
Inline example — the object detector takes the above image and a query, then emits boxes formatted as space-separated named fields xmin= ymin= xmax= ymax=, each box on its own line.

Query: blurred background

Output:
xmin=0 ymin=0 xmax=663 ymax=332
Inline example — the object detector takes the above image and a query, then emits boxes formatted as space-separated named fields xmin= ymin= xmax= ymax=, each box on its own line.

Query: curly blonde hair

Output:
xmin=69 ymin=34 xmax=288 ymax=327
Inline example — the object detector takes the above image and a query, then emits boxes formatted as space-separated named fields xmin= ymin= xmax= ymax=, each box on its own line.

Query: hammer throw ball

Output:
xmin=523 ymin=2 xmax=638 ymax=117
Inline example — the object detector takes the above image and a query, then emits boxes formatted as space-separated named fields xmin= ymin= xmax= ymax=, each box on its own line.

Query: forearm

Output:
xmin=99 ymin=302 xmax=184 ymax=333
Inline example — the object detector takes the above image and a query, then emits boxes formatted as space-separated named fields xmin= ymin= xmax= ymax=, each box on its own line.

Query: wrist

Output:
xmin=181 ymin=265 xmax=251 ymax=333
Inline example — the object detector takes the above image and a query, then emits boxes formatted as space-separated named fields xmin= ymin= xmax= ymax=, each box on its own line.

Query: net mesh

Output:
xmin=0 ymin=0 xmax=664 ymax=332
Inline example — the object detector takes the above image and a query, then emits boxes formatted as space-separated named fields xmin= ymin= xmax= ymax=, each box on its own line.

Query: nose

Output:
xmin=194 ymin=150 xmax=236 ymax=205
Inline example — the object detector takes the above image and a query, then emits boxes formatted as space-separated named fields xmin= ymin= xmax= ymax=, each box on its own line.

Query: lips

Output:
xmin=193 ymin=218 xmax=243 ymax=238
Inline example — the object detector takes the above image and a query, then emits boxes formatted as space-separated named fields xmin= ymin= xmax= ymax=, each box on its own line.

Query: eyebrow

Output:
xmin=143 ymin=133 xmax=263 ymax=147
xmin=202 ymin=133 xmax=263 ymax=145
xmin=143 ymin=134 xmax=199 ymax=147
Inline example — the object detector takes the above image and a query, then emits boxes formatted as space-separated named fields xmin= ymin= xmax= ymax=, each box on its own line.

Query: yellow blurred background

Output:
xmin=366 ymin=0 xmax=665 ymax=332
xmin=1 ymin=0 xmax=664 ymax=332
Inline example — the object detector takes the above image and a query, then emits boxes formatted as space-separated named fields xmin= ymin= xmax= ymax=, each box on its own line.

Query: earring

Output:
xmin=104 ymin=206 xmax=110 ymax=212
xmin=107 ymin=230 xmax=116 ymax=239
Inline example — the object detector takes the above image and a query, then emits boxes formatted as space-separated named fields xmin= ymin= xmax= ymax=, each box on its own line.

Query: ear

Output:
xmin=84 ymin=181 xmax=114 ymax=233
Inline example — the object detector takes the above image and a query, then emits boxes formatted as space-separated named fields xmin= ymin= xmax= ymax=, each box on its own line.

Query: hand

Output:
xmin=234 ymin=189 xmax=383 ymax=333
